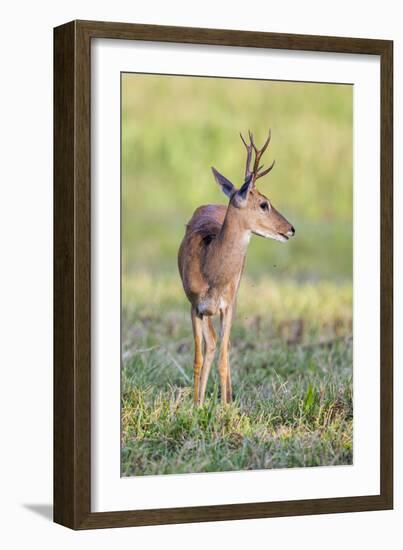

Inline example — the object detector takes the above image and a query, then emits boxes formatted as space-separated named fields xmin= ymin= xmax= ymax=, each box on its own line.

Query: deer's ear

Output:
xmin=211 ymin=167 xmax=234 ymax=199
xmin=234 ymin=174 xmax=253 ymax=206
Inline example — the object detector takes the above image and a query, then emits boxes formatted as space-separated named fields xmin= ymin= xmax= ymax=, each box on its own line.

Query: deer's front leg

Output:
xmin=191 ymin=307 xmax=203 ymax=405
xmin=226 ymin=357 xmax=232 ymax=403
xmin=218 ymin=305 xmax=233 ymax=405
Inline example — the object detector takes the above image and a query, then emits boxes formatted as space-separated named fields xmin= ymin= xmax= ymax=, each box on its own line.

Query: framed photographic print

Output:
xmin=54 ymin=20 xmax=393 ymax=529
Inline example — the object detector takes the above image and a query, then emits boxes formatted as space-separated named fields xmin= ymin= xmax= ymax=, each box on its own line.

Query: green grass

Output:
xmin=121 ymin=276 xmax=353 ymax=476
xmin=121 ymin=74 xmax=353 ymax=476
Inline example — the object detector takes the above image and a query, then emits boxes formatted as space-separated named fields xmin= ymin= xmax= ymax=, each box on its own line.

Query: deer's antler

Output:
xmin=240 ymin=129 xmax=275 ymax=185
xmin=240 ymin=131 xmax=253 ymax=180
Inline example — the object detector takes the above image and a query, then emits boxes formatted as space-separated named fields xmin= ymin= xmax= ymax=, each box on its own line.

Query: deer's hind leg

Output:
xmin=191 ymin=307 xmax=203 ymax=405
xmin=199 ymin=316 xmax=217 ymax=405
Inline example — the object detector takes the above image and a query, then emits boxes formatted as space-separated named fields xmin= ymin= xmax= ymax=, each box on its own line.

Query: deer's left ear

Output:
xmin=211 ymin=167 xmax=235 ymax=198
xmin=234 ymin=174 xmax=253 ymax=207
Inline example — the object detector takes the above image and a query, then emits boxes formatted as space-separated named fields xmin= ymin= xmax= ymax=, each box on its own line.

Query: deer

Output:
xmin=178 ymin=130 xmax=295 ymax=406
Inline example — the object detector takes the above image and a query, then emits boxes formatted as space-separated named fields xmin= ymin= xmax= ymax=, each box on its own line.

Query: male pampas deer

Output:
xmin=178 ymin=131 xmax=295 ymax=405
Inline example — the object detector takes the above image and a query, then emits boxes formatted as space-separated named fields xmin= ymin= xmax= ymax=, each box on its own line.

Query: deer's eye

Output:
xmin=260 ymin=202 xmax=269 ymax=211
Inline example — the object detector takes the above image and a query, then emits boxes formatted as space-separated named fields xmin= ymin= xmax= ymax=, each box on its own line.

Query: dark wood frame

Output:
xmin=54 ymin=19 xmax=393 ymax=530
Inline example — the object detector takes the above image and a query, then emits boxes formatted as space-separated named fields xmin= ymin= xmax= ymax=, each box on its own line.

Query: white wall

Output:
xmin=0 ymin=1 xmax=400 ymax=548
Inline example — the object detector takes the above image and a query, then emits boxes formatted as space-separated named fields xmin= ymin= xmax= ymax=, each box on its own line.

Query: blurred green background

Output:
xmin=122 ymin=74 xmax=352 ymax=283
xmin=121 ymin=74 xmax=353 ymax=476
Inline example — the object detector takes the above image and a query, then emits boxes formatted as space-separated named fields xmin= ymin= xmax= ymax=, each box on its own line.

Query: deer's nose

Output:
xmin=287 ymin=226 xmax=295 ymax=237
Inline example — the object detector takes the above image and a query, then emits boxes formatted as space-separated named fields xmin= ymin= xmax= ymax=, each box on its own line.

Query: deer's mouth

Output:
xmin=253 ymin=230 xmax=289 ymax=242
xmin=278 ymin=227 xmax=295 ymax=242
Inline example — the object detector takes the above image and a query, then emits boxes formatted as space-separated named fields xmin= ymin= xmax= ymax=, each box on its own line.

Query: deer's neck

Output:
xmin=205 ymin=205 xmax=251 ymax=288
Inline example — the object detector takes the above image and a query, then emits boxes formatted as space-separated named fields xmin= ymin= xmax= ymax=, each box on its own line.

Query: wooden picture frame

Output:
xmin=54 ymin=19 xmax=393 ymax=530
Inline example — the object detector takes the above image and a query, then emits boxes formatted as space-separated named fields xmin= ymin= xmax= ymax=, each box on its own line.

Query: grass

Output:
xmin=121 ymin=275 xmax=353 ymax=476
xmin=121 ymin=74 xmax=353 ymax=476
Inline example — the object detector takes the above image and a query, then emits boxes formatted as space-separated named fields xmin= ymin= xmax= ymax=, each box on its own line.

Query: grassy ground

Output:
xmin=121 ymin=74 xmax=353 ymax=476
xmin=121 ymin=275 xmax=353 ymax=476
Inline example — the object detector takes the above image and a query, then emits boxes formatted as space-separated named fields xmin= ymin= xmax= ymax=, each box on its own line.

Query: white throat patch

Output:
xmin=241 ymin=231 xmax=251 ymax=246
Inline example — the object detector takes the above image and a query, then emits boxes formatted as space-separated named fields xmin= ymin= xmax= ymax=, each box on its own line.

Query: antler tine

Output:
xmin=248 ymin=130 xmax=258 ymax=153
xmin=260 ymin=128 xmax=272 ymax=154
xmin=240 ymin=131 xmax=253 ymax=180
xmin=253 ymin=129 xmax=274 ymax=181
xmin=255 ymin=159 xmax=276 ymax=181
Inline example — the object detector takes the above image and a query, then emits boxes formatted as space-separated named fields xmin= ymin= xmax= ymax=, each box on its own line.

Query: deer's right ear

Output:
xmin=211 ymin=167 xmax=234 ymax=199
